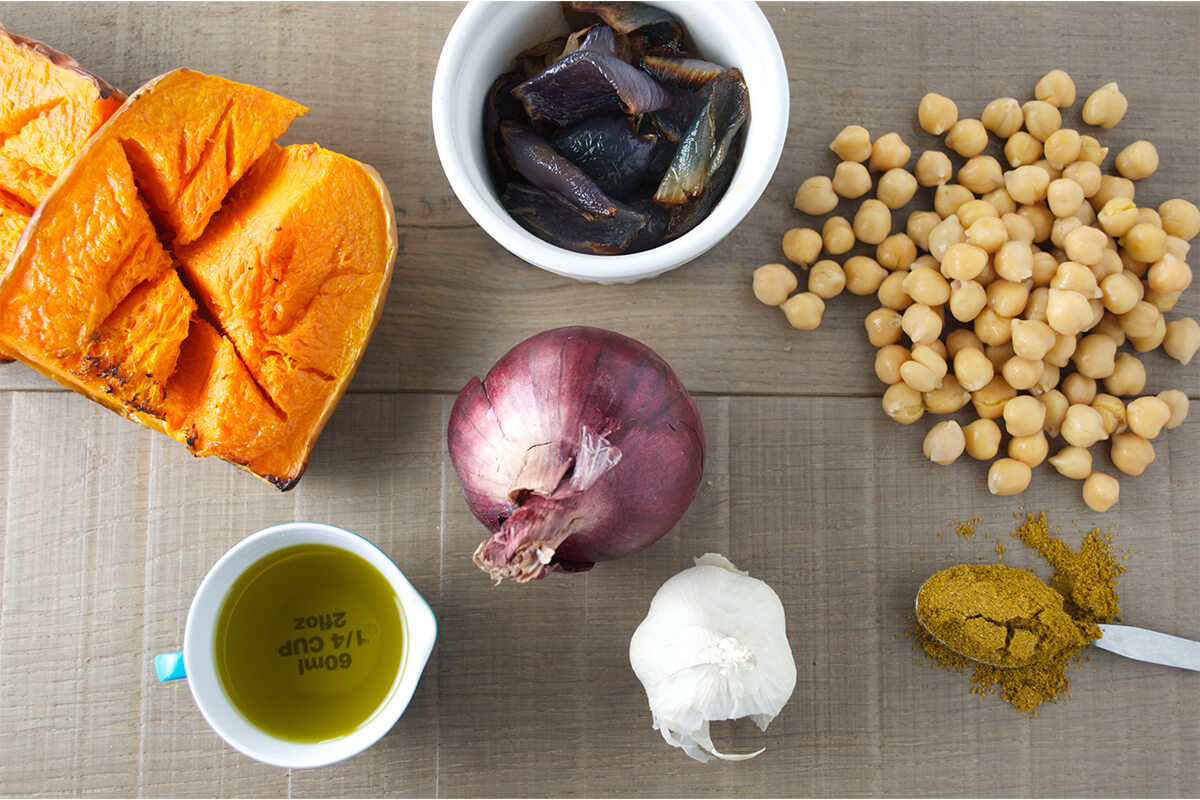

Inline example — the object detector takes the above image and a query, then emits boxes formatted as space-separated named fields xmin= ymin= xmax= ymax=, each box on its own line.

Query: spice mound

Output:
xmin=914 ymin=512 xmax=1123 ymax=714
xmin=917 ymin=564 xmax=1085 ymax=668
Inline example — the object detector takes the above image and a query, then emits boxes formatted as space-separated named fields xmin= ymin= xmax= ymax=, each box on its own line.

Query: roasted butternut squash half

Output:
xmin=0 ymin=68 xmax=397 ymax=489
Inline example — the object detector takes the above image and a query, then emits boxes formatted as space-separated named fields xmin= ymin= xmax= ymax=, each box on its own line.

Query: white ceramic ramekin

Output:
xmin=431 ymin=1 xmax=789 ymax=284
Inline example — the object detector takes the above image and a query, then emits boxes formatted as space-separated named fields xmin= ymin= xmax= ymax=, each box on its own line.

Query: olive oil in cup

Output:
xmin=155 ymin=523 xmax=437 ymax=768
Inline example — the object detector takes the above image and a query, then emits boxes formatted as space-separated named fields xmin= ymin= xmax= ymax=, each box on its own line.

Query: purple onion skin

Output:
xmin=448 ymin=327 xmax=705 ymax=583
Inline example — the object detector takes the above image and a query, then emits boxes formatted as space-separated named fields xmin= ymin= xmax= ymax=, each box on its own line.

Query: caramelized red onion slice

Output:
xmin=654 ymin=69 xmax=749 ymax=205
xmin=640 ymin=55 xmax=726 ymax=90
xmin=513 ymin=49 xmax=674 ymax=127
xmin=447 ymin=327 xmax=706 ymax=583
xmin=500 ymin=182 xmax=648 ymax=254
xmin=501 ymin=122 xmax=618 ymax=218
xmin=551 ymin=113 xmax=659 ymax=200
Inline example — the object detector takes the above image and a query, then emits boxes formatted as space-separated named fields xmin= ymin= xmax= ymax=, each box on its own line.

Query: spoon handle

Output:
xmin=1094 ymin=624 xmax=1200 ymax=671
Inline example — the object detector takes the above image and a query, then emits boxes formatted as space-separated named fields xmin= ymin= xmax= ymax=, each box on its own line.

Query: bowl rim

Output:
xmin=431 ymin=0 xmax=790 ymax=284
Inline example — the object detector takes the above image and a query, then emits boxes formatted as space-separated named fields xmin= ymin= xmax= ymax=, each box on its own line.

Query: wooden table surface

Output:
xmin=1 ymin=3 xmax=1197 ymax=797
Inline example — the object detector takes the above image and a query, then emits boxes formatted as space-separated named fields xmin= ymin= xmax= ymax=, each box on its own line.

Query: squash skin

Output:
xmin=0 ymin=68 xmax=397 ymax=489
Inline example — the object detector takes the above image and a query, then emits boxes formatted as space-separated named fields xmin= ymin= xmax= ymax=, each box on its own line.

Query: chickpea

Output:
xmin=869 ymin=132 xmax=912 ymax=172
xmin=926 ymin=338 xmax=949 ymax=360
xmin=985 ymin=342 xmax=1016 ymax=372
xmin=1163 ymin=317 xmax=1200 ymax=365
xmin=1135 ymin=207 xmax=1162 ymax=229
xmin=877 ymin=270 xmax=913 ymax=310
xmin=1050 ymin=216 xmax=1084 ymax=249
xmin=821 ymin=216 xmax=855 ymax=256
xmin=1078 ymin=134 xmax=1108 ymax=165
xmin=1126 ymin=396 xmax=1171 ymax=439
xmin=1147 ymin=253 xmax=1192 ymax=294
xmin=981 ymin=97 xmax=1023 ymax=138
xmin=1097 ymin=197 xmax=1138 ymax=238
xmin=877 ymin=168 xmax=918 ymax=210
xmin=1098 ymin=272 xmax=1139 ymax=314
xmin=981 ymin=188 xmax=1018 ymax=217
xmin=1019 ymin=204 xmax=1055 ymax=243
xmin=863 ymin=308 xmax=902 ymax=347
xmin=923 ymin=420 xmax=966 ymax=465
xmin=875 ymin=343 xmax=911 ymax=384
xmin=1063 ymin=225 xmax=1108 ymax=266
xmin=900 ymin=344 xmax=948 ymax=392
xmin=945 ymin=328 xmax=983 ymax=358
xmin=1010 ymin=318 xmax=1056 ymax=360
xmin=1158 ymin=389 xmax=1190 ymax=430
xmin=1093 ymin=249 xmax=1125 ymax=281
xmin=967 ymin=217 xmax=1009 ymax=253
xmin=1024 ymin=286 xmax=1051 ymax=322
xmin=1082 ymin=472 xmax=1120 ymax=512
xmin=795 ymin=175 xmax=839 ymax=215
xmin=781 ymin=292 xmax=826 ymax=330
xmin=928 ymin=215 xmax=966 ymax=261
xmin=953 ymin=346 xmax=995 ymax=392
xmin=975 ymin=307 xmax=1014 ymax=346
xmin=1094 ymin=311 xmax=1127 ymax=346
xmin=914 ymin=150 xmax=953 ymax=187
xmin=1035 ymin=69 xmax=1076 ymax=107
xmin=1004 ymin=165 xmax=1050 ymax=206
xmin=1082 ymin=82 xmax=1128 ymax=128
xmin=1118 ymin=300 xmax=1162 ymax=338
xmin=934 ymin=184 xmax=974 ymax=219
xmin=1003 ymin=213 xmax=1037 ymax=247
xmin=1009 ymin=431 xmax=1049 ymax=468
xmin=1062 ymin=372 xmax=1098 ymax=406
xmin=831 ymin=124 xmax=873 ymax=162
xmin=808 ymin=259 xmax=846 ymax=299
xmin=901 ymin=303 xmax=944 ymax=345
xmin=831 ymin=161 xmax=871 ymax=200
xmin=988 ymin=458 xmax=1033 ymax=496
xmin=906 ymin=210 xmax=942 ymax=251
xmin=1158 ymin=198 xmax=1200 ymax=241
xmin=854 ymin=199 xmax=893 ymax=245
xmin=1046 ymin=288 xmax=1094 ymax=335
xmin=949 ymin=278 xmax=988 ymax=322
xmin=1021 ymin=100 xmax=1061 ymax=141
xmin=1043 ymin=128 xmax=1082 ymax=170
xmin=925 ymin=375 xmax=972 ymax=414
xmin=1073 ymin=201 xmax=1098 ymax=226
xmin=1110 ymin=433 xmax=1156 ymax=477
xmin=902 ymin=267 xmax=951 ymax=306
xmin=1049 ymin=446 xmax=1092 ymax=480
xmin=945 ymin=118 xmax=989 ymax=157
xmin=1092 ymin=394 xmax=1126 ymax=439
xmin=1146 ymin=287 xmax=1181 ymax=314
xmin=1129 ymin=313 xmax=1167 ymax=353
xmin=1071 ymin=333 xmax=1117 ymax=379
xmin=956 ymin=199 xmax=998 ymax=229
xmin=844 ymin=255 xmax=889 ymax=295
xmin=782 ymin=227 xmax=822 ymax=268
xmin=882 ymin=381 xmax=925 ymax=424
xmin=1004 ymin=131 xmax=1043 ymax=168
xmin=1002 ymin=394 xmax=1047 ymax=437
xmin=1091 ymin=175 xmax=1136 ymax=214
xmin=1039 ymin=389 xmax=1070 ymax=437
xmin=875 ymin=234 xmax=916 ymax=271
xmin=1047 ymin=178 xmax=1086 ymax=218
xmin=752 ymin=263 xmax=797 ymax=306
xmin=1044 ymin=331 xmax=1078 ymax=367
xmin=972 ymin=375 xmax=1017 ymax=419
xmin=1062 ymin=403 xmax=1109 ymax=447
xmin=961 ymin=418 xmax=1000 ymax=460
xmin=1062 ymin=161 xmax=1102 ymax=198
xmin=987 ymin=280 xmax=1030 ymax=318
xmin=918 ymin=92 xmax=959 ymax=135
xmin=1098 ymin=353 xmax=1145 ymax=398
xmin=1165 ymin=235 xmax=1191 ymax=261
xmin=940 ymin=242 xmax=988 ymax=281
xmin=1001 ymin=355 xmax=1043 ymax=391
xmin=1115 ymin=140 xmax=1159 ymax=180
xmin=958 ymin=155 xmax=1004 ymax=194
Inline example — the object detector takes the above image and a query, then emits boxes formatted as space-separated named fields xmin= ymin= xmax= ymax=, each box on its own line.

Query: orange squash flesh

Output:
xmin=0 ymin=26 xmax=125 ymax=209
xmin=0 ymin=68 xmax=397 ymax=489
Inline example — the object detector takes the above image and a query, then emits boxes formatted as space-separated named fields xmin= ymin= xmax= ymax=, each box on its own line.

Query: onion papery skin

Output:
xmin=448 ymin=326 xmax=705 ymax=582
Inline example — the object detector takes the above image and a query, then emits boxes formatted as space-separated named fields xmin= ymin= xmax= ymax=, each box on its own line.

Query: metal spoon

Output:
xmin=916 ymin=576 xmax=1200 ymax=671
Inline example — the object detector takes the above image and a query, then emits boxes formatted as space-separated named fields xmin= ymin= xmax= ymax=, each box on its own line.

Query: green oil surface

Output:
xmin=214 ymin=543 xmax=405 ymax=743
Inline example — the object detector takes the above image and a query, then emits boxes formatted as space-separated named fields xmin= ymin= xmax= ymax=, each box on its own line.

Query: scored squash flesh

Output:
xmin=0 ymin=68 xmax=397 ymax=489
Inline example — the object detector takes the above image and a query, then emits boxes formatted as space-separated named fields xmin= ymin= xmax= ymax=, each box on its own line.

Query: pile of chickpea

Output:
xmin=753 ymin=70 xmax=1198 ymax=513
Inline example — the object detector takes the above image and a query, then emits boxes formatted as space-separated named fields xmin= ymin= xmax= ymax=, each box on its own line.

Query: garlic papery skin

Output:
xmin=629 ymin=553 xmax=797 ymax=763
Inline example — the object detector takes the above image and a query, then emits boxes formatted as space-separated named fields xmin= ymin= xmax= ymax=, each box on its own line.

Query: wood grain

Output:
xmin=0 ymin=3 xmax=1197 ymax=797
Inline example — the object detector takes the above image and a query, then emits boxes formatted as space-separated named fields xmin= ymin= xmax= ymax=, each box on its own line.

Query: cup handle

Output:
xmin=155 ymin=652 xmax=187 ymax=681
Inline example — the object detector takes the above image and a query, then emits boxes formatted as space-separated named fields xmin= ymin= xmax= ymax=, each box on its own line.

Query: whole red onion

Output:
xmin=448 ymin=326 xmax=705 ymax=583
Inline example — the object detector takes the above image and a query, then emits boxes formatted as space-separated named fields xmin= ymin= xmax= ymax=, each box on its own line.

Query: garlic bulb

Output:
xmin=629 ymin=553 xmax=797 ymax=762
